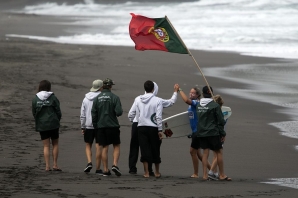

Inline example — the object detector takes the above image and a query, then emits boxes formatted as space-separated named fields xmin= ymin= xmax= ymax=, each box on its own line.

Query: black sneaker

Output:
xmin=129 ymin=169 xmax=137 ymax=174
xmin=103 ymin=170 xmax=111 ymax=176
xmin=112 ymin=165 xmax=121 ymax=176
xmin=149 ymin=172 xmax=155 ymax=176
xmin=84 ymin=162 xmax=92 ymax=172
xmin=95 ymin=169 xmax=103 ymax=176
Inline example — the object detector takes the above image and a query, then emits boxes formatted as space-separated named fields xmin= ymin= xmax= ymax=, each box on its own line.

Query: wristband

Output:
xmin=178 ymin=88 xmax=182 ymax=92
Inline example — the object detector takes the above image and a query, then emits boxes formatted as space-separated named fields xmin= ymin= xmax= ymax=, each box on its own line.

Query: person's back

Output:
xmin=80 ymin=79 xmax=103 ymax=173
xmin=135 ymin=80 xmax=163 ymax=178
xmin=136 ymin=93 xmax=162 ymax=129
xmin=91 ymin=78 xmax=123 ymax=177
xmin=32 ymin=80 xmax=62 ymax=172
xmin=196 ymin=98 xmax=226 ymax=137
xmin=92 ymin=87 xmax=122 ymax=129
xmin=127 ymin=82 xmax=178 ymax=175
xmin=196 ymin=86 xmax=231 ymax=181
xmin=33 ymin=91 xmax=61 ymax=132
xmin=81 ymin=91 xmax=101 ymax=129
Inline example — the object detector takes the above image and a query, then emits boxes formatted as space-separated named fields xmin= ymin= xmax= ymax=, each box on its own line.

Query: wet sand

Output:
xmin=1 ymin=12 xmax=298 ymax=198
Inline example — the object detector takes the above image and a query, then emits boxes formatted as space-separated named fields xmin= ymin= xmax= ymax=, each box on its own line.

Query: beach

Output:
xmin=1 ymin=11 xmax=298 ymax=198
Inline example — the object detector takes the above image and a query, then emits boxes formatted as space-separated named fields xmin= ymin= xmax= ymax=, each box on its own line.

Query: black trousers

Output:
xmin=128 ymin=123 xmax=153 ymax=172
xmin=138 ymin=126 xmax=161 ymax=164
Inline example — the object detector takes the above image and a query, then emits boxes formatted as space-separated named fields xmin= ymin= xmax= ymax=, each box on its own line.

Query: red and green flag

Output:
xmin=129 ymin=13 xmax=188 ymax=54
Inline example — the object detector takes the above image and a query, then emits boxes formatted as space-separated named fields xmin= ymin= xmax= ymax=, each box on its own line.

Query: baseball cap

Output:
xmin=90 ymin=79 xmax=103 ymax=92
xmin=103 ymin=78 xmax=115 ymax=86
xmin=202 ymin=86 xmax=213 ymax=98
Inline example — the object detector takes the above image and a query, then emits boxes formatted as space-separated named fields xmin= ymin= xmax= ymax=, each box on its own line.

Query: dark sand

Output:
xmin=1 ymin=12 xmax=298 ymax=198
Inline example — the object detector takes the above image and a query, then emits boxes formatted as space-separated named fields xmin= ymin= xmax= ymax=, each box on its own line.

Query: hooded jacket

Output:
xmin=196 ymin=98 xmax=226 ymax=137
xmin=32 ymin=91 xmax=62 ymax=132
xmin=80 ymin=91 xmax=101 ymax=129
xmin=91 ymin=89 xmax=123 ymax=128
xmin=134 ymin=92 xmax=163 ymax=131
xmin=128 ymin=82 xmax=177 ymax=122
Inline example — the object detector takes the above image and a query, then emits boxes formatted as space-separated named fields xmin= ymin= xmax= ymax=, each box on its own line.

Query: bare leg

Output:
xmin=42 ymin=138 xmax=51 ymax=171
xmin=210 ymin=151 xmax=218 ymax=173
xmin=202 ymin=149 xmax=210 ymax=179
xmin=154 ymin=163 xmax=161 ymax=178
xmin=112 ymin=144 xmax=120 ymax=166
xmin=52 ymin=139 xmax=59 ymax=169
xmin=95 ymin=143 xmax=102 ymax=170
xmin=143 ymin=162 xmax=149 ymax=177
xmin=85 ymin=143 xmax=92 ymax=163
xmin=215 ymin=149 xmax=227 ymax=179
xmin=190 ymin=147 xmax=199 ymax=178
xmin=197 ymin=149 xmax=211 ymax=170
xmin=102 ymin=145 xmax=109 ymax=172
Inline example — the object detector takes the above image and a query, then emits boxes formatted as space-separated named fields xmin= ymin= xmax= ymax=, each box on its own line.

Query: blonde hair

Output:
xmin=213 ymin=95 xmax=224 ymax=107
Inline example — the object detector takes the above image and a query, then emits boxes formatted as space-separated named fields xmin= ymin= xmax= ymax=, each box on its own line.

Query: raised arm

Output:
xmin=161 ymin=84 xmax=179 ymax=108
xmin=176 ymin=84 xmax=192 ymax=105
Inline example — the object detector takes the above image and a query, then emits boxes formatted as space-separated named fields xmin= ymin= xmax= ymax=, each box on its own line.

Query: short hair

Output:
xmin=38 ymin=80 xmax=51 ymax=92
xmin=192 ymin=87 xmax=201 ymax=99
xmin=144 ymin=80 xmax=154 ymax=93
xmin=103 ymin=84 xmax=111 ymax=89
xmin=213 ymin=95 xmax=224 ymax=107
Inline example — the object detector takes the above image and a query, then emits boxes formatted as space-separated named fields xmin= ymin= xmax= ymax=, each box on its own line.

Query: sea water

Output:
xmin=5 ymin=0 xmax=298 ymax=59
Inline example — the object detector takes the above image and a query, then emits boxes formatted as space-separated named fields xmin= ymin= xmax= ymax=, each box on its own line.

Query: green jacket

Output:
xmin=91 ymin=89 xmax=123 ymax=128
xmin=32 ymin=92 xmax=61 ymax=132
xmin=196 ymin=98 xmax=226 ymax=137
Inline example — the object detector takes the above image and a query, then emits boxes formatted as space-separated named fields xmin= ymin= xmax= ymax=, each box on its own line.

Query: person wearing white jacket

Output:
xmin=80 ymin=79 xmax=103 ymax=174
xmin=133 ymin=80 xmax=178 ymax=178
xmin=128 ymin=82 xmax=179 ymax=175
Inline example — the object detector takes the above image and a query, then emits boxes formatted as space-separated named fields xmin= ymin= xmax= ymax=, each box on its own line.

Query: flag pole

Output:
xmin=165 ymin=16 xmax=214 ymax=98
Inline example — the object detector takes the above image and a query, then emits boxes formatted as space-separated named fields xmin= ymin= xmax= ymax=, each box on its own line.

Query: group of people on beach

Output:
xmin=32 ymin=78 xmax=231 ymax=181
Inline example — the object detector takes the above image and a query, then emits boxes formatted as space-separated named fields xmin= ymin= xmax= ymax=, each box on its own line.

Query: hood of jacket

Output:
xmin=200 ymin=98 xmax=213 ymax=107
xmin=153 ymin=82 xmax=158 ymax=96
xmin=85 ymin=91 xmax=100 ymax=101
xmin=36 ymin=91 xmax=53 ymax=100
xmin=140 ymin=93 xmax=155 ymax=104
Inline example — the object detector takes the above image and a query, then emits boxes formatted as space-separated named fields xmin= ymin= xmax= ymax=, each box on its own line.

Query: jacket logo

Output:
xmin=150 ymin=113 xmax=157 ymax=125
xmin=149 ymin=27 xmax=169 ymax=42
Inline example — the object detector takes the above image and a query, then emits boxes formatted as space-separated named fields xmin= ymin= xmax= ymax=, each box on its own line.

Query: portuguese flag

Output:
xmin=129 ymin=13 xmax=188 ymax=54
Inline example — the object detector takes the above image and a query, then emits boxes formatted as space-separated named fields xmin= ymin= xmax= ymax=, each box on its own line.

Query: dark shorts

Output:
xmin=199 ymin=135 xmax=223 ymax=151
xmin=84 ymin=129 xmax=96 ymax=144
xmin=96 ymin=127 xmax=120 ymax=146
xmin=39 ymin=128 xmax=59 ymax=140
xmin=138 ymin=126 xmax=161 ymax=164
xmin=190 ymin=134 xmax=200 ymax=149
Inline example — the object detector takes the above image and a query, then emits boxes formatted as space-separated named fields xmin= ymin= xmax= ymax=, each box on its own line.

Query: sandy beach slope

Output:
xmin=1 ymin=12 xmax=298 ymax=198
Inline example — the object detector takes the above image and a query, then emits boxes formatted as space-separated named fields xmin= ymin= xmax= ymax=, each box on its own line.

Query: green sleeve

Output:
xmin=32 ymin=97 xmax=36 ymax=119
xmin=114 ymin=96 xmax=123 ymax=117
xmin=91 ymin=97 xmax=98 ymax=128
xmin=54 ymin=96 xmax=62 ymax=120
xmin=216 ymin=105 xmax=226 ymax=137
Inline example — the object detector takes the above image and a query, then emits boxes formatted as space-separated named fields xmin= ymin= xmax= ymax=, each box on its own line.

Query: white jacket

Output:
xmin=128 ymin=82 xmax=177 ymax=122
xmin=135 ymin=93 xmax=163 ymax=130
xmin=80 ymin=91 xmax=101 ymax=129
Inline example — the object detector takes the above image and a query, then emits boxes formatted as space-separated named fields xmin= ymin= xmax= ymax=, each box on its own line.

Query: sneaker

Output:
xmin=84 ymin=163 xmax=92 ymax=173
xmin=103 ymin=170 xmax=111 ymax=176
xmin=129 ymin=169 xmax=137 ymax=174
xmin=95 ymin=169 xmax=104 ymax=176
xmin=112 ymin=165 xmax=122 ymax=176
xmin=208 ymin=172 xmax=218 ymax=181
xmin=149 ymin=172 xmax=155 ymax=177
